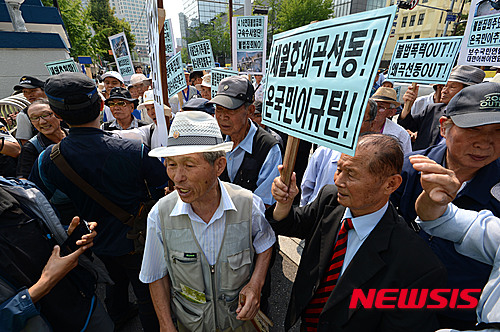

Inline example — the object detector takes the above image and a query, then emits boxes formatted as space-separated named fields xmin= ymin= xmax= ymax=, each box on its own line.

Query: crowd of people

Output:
xmin=0 ymin=61 xmax=499 ymax=332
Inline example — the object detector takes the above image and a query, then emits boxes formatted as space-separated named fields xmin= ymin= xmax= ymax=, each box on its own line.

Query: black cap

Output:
xmin=446 ymin=82 xmax=500 ymax=128
xmin=105 ymin=87 xmax=138 ymax=108
xmin=208 ymin=76 xmax=254 ymax=110
xmin=44 ymin=72 xmax=101 ymax=125
xmin=182 ymin=98 xmax=215 ymax=115
xmin=14 ymin=75 xmax=45 ymax=91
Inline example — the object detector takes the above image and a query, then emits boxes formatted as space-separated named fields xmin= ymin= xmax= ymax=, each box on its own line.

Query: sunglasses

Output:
xmin=108 ymin=101 xmax=128 ymax=107
xmin=29 ymin=112 xmax=54 ymax=122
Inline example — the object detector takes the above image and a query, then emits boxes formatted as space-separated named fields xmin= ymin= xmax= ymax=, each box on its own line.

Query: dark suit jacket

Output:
xmin=397 ymin=102 xmax=446 ymax=151
xmin=266 ymin=185 xmax=447 ymax=332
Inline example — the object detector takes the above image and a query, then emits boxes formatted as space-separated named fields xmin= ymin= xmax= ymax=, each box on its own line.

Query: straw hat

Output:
xmin=371 ymin=87 xmax=401 ymax=107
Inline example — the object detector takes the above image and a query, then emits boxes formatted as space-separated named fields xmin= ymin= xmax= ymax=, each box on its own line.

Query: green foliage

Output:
xmin=185 ymin=13 xmax=231 ymax=62
xmin=275 ymin=0 xmax=334 ymax=33
xmin=87 ymin=0 xmax=136 ymax=62
xmin=453 ymin=13 xmax=468 ymax=36
xmin=181 ymin=48 xmax=190 ymax=64
xmin=42 ymin=0 xmax=94 ymax=59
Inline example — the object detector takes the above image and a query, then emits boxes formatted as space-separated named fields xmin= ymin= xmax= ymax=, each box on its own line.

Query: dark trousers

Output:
xmin=99 ymin=253 xmax=159 ymax=332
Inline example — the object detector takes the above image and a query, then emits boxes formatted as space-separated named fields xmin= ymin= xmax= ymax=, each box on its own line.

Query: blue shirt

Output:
xmin=300 ymin=146 xmax=341 ymax=206
xmin=29 ymin=127 xmax=169 ymax=256
xmin=139 ymin=180 xmax=276 ymax=283
xmin=225 ymin=121 xmax=282 ymax=206
xmin=340 ymin=203 xmax=388 ymax=277
xmin=417 ymin=204 xmax=500 ymax=327
xmin=391 ymin=143 xmax=500 ymax=321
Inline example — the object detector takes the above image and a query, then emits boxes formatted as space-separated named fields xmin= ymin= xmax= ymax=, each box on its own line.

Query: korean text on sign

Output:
xmin=232 ymin=15 xmax=268 ymax=75
xmin=262 ymin=6 xmax=396 ymax=156
xmin=45 ymin=59 xmax=80 ymax=75
xmin=211 ymin=68 xmax=238 ymax=99
xmin=188 ymin=40 xmax=215 ymax=71
xmin=164 ymin=18 xmax=175 ymax=55
xmin=387 ymin=37 xmax=462 ymax=84
xmin=166 ymin=52 xmax=187 ymax=98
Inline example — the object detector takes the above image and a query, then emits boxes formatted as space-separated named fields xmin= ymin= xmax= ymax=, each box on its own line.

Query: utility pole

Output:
xmin=229 ymin=0 xmax=233 ymax=68
xmin=442 ymin=0 xmax=456 ymax=36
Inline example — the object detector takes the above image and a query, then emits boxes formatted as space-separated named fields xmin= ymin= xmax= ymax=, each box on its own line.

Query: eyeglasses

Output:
xmin=108 ymin=101 xmax=128 ymax=107
xmin=29 ymin=112 xmax=54 ymax=122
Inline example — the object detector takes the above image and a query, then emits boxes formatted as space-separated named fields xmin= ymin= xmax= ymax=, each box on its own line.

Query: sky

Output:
xmin=166 ymin=0 xmax=184 ymax=43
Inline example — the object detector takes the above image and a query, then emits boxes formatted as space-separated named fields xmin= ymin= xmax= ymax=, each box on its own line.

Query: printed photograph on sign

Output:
xmin=262 ymin=6 xmax=396 ymax=156
xmin=232 ymin=16 xmax=268 ymax=75
xmin=111 ymin=35 xmax=128 ymax=58
xmin=386 ymin=37 xmax=463 ymax=84
xmin=109 ymin=32 xmax=134 ymax=81
xmin=458 ymin=0 xmax=500 ymax=66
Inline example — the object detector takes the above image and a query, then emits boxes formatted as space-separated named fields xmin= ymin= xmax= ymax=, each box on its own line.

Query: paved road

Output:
xmin=98 ymin=249 xmax=300 ymax=331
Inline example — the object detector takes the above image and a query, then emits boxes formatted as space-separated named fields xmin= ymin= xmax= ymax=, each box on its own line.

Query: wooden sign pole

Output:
xmin=280 ymin=135 xmax=300 ymax=188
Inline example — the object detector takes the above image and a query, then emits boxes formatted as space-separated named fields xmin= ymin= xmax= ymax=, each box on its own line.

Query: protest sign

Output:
xmin=146 ymin=0 xmax=167 ymax=146
xmin=166 ymin=52 xmax=187 ymax=98
xmin=211 ymin=68 xmax=238 ymax=99
xmin=164 ymin=18 xmax=175 ymax=56
xmin=45 ymin=59 xmax=80 ymax=75
xmin=386 ymin=36 xmax=462 ymax=84
xmin=188 ymin=40 xmax=215 ymax=71
xmin=232 ymin=15 xmax=268 ymax=75
xmin=458 ymin=0 xmax=500 ymax=66
xmin=262 ymin=6 xmax=396 ymax=156
xmin=109 ymin=32 xmax=134 ymax=82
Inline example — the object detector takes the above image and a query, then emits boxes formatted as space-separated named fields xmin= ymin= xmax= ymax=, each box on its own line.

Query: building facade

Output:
xmin=109 ymin=0 xmax=148 ymax=56
xmin=333 ymin=0 xmax=386 ymax=18
xmin=382 ymin=0 xmax=470 ymax=63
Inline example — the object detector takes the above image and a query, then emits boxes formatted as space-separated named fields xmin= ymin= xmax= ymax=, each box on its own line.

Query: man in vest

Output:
xmin=209 ymin=75 xmax=282 ymax=208
xmin=140 ymin=111 xmax=275 ymax=331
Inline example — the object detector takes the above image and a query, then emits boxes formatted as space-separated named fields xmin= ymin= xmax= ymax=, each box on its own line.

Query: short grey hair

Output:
xmin=203 ymin=151 xmax=226 ymax=165
xmin=367 ymin=99 xmax=378 ymax=122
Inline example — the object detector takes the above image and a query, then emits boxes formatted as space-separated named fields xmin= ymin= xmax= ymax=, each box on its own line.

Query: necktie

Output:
xmin=303 ymin=218 xmax=354 ymax=331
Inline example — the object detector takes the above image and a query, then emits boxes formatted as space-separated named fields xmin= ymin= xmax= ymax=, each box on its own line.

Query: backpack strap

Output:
xmin=28 ymin=135 xmax=44 ymax=154
xmin=49 ymin=143 xmax=135 ymax=226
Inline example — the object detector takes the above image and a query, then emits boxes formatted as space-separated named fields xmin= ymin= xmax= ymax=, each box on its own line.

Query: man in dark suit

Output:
xmin=267 ymin=134 xmax=447 ymax=332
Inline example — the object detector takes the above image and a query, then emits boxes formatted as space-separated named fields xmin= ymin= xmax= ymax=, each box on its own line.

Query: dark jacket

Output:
xmin=266 ymin=185 xmax=447 ymax=332
xmin=397 ymin=102 xmax=446 ymax=151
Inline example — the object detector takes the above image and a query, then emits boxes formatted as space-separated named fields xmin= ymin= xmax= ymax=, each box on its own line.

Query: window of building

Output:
xmin=418 ymin=13 xmax=425 ymax=25
xmin=399 ymin=36 xmax=404 ymax=40
xmin=414 ymin=34 xmax=420 ymax=38
xmin=401 ymin=16 xmax=407 ymax=27
xmin=409 ymin=15 xmax=416 ymax=26
xmin=406 ymin=35 xmax=412 ymax=39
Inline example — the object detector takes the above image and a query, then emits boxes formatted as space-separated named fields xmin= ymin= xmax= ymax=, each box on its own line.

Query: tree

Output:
xmin=275 ymin=0 xmax=334 ymax=33
xmin=42 ymin=0 xmax=94 ymax=59
xmin=185 ymin=13 xmax=231 ymax=63
xmin=87 ymin=0 xmax=136 ymax=62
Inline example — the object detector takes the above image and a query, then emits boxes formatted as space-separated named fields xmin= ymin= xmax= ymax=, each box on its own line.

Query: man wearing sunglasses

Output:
xmin=101 ymin=87 xmax=148 ymax=131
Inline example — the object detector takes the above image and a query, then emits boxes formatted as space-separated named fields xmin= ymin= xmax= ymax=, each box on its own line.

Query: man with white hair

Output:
xmin=140 ymin=111 xmax=275 ymax=331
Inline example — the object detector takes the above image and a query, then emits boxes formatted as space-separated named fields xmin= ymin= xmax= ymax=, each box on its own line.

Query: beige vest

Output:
xmin=158 ymin=182 xmax=256 ymax=332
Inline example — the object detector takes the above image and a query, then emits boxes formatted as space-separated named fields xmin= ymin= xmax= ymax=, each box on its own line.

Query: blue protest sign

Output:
xmin=211 ymin=68 xmax=238 ymax=99
xmin=109 ymin=32 xmax=134 ymax=82
xmin=188 ymin=40 xmax=215 ymax=71
xmin=262 ymin=6 xmax=396 ymax=156
xmin=164 ymin=18 xmax=175 ymax=56
xmin=232 ymin=16 xmax=268 ymax=75
xmin=387 ymin=36 xmax=462 ymax=84
xmin=166 ymin=52 xmax=187 ymax=98
xmin=45 ymin=58 xmax=80 ymax=75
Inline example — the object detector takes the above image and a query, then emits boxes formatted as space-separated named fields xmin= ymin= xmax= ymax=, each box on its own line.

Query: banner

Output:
xmin=232 ymin=15 xmax=268 ymax=75
xmin=386 ymin=36 xmax=462 ymax=84
xmin=108 ymin=32 xmax=134 ymax=82
xmin=262 ymin=6 xmax=396 ymax=156
xmin=458 ymin=0 xmax=500 ymax=66
xmin=164 ymin=18 xmax=175 ymax=57
xmin=146 ymin=0 xmax=167 ymax=146
xmin=166 ymin=52 xmax=187 ymax=98
xmin=188 ymin=39 xmax=215 ymax=71
xmin=211 ymin=68 xmax=238 ymax=99
xmin=45 ymin=59 xmax=80 ymax=75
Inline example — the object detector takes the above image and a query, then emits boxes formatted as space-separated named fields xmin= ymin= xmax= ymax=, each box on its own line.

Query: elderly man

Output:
xmin=135 ymin=90 xmax=171 ymax=150
xmin=101 ymin=71 xmax=125 ymax=123
xmin=411 ymin=155 xmax=500 ymax=332
xmin=369 ymin=87 xmax=412 ymax=154
xmin=129 ymin=73 xmax=151 ymax=101
xmin=268 ymin=133 xmax=446 ymax=332
xmin=195 ymin=73 xmax=212 ymax=100
xmin=209 ymin=75 xmax=282 ymax=207
xmin=101 ymin=87 xmax=148 ymax=131
xmin=13 ymin=75 xmax=47 ymax=145
xmin=140 ymin=111 xmax=275 ymax=331
xmin=391 ymin=82 xmax=500 ymax=329
xmin=398 ymin=65 xmax=485 ymax=150
xmin=300 ymin=99 xmax=378 ymax=206
xmin=29 ymin=72 xmax=168 ymax=331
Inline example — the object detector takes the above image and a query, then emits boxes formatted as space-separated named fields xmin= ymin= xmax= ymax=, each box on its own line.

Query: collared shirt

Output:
xmin=100 ymin=116 xmax=142 ymax=130
xmin=225 ymin=121 xmax=282 ymax=206
xmin=253 ymin=82 xmax=264 ymax=103
xmin=139 ymin=180 xmax=276 ymax=283
xmin=416 ymin=204 xmax=500 ymax=326
xmin=300 ymin=146 xmax=342 ymax=206
xmin=410 ymin=92 xmax=435 ymax=117
xmin=340 ymin=203 xmax=388 ymax=277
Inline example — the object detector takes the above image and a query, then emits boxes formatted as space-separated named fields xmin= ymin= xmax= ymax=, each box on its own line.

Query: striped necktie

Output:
xmin=303 ymin=218 xmax=354 ymax=331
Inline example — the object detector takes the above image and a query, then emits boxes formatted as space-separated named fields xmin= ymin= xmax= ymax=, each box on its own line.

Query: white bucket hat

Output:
xmin=149 ymin=111 xmax=233 ymax=158
xmin=195 ymin=73 xmax=211 ymax=91
xmin=138 ymin=90 xmax=171 ymax=117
